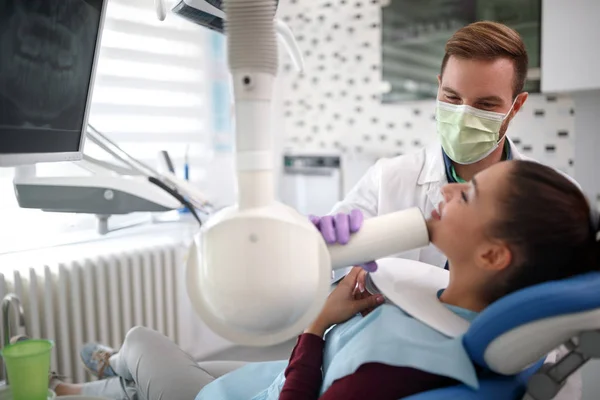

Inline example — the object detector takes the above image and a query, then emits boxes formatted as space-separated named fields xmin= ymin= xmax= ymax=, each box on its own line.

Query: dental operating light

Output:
xmin=160 ymin=0 xmax=431 ymax=346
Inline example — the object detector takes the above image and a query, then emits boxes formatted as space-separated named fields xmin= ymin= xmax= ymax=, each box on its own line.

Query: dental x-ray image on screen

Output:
xmin=0 ymin=0 xmax=103 ymax=156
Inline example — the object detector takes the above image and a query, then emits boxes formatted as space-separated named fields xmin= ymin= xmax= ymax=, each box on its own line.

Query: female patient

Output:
xmin=49 ymin=160 xmax=600 ymax=399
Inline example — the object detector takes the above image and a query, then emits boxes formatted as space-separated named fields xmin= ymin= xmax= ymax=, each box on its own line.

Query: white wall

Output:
xmin=573 ymin=90 xmax=600 ymax=205
xmin=277 ymin=0 xmax=576 ymax=205
xmin=574 ymin=90 xmax=600 ymax=400
xmin=542 ymin=0 xmax=600 ymax=93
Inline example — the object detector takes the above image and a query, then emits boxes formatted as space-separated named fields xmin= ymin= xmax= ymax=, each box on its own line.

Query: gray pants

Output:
xmin=81 ymin=326 xmax=247 ymax=400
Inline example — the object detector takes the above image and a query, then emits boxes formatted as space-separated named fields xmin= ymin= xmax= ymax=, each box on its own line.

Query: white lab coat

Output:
xmin=331 ymin=139 xmax=582 ymax=400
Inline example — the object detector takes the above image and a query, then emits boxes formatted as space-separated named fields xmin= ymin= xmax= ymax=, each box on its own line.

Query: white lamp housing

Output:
xmin=184 ymin=0 xmax=430 ymax=346
xmin=187 ymin=204 xmax=429 ymax=346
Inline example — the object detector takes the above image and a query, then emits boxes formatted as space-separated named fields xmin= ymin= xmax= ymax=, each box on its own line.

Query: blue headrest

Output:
xmin=402 ymin=359 xmax=544 ymax=400
xmin=464 ymin=271 xmax=600 ymax=369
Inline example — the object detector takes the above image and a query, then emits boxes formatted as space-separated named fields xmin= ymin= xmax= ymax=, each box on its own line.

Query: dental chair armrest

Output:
xmin=524 ymin=335 xmax=593 ymax=400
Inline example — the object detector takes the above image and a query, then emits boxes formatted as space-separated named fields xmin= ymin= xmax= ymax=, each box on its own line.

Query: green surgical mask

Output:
xmin=436 ymin=100 xmax=515 ymax=165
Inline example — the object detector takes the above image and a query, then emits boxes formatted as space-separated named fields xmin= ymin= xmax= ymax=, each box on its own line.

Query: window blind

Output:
xmin=88 ymin=0 xmax=213 ymax=167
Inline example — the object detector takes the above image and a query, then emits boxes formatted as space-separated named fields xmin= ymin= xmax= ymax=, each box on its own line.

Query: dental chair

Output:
xmin=405 ymin=271 xmax=600 ymax=400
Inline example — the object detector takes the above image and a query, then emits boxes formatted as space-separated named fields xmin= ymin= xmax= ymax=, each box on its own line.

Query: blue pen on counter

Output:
xmin=184 ymin=145 xmax=190 ymax=181
xmin=179 ymin=145 xmax=191 ymax=215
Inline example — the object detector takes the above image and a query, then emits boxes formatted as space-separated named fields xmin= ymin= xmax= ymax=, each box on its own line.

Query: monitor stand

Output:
xmin=12 ymin=166 xmax=181 ymax=235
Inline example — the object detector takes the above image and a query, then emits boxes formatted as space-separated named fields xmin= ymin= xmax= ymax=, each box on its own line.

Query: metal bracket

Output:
xmin=526 ymin=332 xmax=600 ymax=399
xmin=2 ymin=294 xmax=26 ymax=348
xmin=2 ymin=294 xmax=27 ymax=383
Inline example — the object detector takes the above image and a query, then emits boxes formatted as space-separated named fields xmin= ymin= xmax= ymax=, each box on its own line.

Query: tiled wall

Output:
xmin=277 ymin=0 xmax=576 ymax=177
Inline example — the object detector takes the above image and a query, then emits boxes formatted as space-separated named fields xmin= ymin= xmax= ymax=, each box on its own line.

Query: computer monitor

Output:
xmin=0 ymin=0 xmax=107 ymax=167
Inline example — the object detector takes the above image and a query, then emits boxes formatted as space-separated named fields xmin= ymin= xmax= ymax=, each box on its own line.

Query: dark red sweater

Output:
xmin=279 ymin=333 xmax=457 ymax=400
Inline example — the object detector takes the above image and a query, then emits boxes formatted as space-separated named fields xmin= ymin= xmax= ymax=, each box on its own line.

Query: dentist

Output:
xmin=310 ymin=21 xmax=581 ymax=400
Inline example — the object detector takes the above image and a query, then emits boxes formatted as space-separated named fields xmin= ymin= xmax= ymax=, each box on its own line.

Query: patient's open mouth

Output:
xmin=431 ymin=202 xmax=444 ymax=220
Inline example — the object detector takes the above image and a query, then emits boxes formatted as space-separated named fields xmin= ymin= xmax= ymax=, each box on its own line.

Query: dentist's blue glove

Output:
xmin=309 ymin=209 xmax=378 ymax=273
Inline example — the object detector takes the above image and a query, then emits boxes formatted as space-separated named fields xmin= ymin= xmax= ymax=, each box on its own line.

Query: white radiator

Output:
xmin=0 ymin=241 xmax=186 ymax=384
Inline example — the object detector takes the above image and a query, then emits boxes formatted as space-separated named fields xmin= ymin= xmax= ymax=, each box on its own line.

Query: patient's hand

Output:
xmin=353 ymin=269 xmax=377 ymax=317
xmin=353 ymin=270 xmax=379 ymax=317
xmin=305 ymin=267 xmax=384 ymax=337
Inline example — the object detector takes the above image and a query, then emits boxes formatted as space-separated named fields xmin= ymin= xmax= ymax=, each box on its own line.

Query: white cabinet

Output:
xmin=542 ymin=0 xmax=600 ymax=93
xmin=280 ymin=154 xmax=343 ymax=216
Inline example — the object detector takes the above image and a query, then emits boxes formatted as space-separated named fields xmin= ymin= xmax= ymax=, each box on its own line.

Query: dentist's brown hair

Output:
xmin=441 ymin=21 xmax=529 ymax=98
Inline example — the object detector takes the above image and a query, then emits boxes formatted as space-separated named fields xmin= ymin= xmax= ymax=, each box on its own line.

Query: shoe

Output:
xmin=80 ymin=343 xmax=117 ymax=379
xmin=49 ymin=371 xmax=68 ymax=392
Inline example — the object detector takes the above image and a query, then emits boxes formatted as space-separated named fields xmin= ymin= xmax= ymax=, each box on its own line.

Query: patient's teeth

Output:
xmin=21 ymin=34 xmax=42 ymax=58
xmin=58 ymin=50 xmax=73 ymax=69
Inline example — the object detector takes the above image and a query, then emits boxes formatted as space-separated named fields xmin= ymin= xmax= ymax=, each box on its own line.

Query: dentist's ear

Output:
xmin=511 ymin=92 xmax=529 ymax=117
xmin=501 ymin=92 xmax=529 ymax=135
